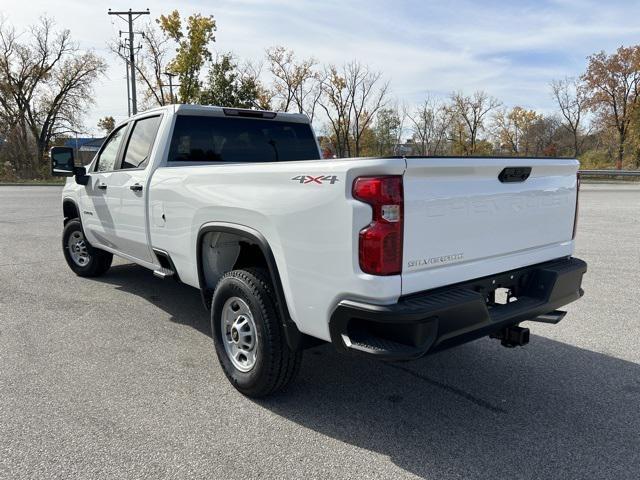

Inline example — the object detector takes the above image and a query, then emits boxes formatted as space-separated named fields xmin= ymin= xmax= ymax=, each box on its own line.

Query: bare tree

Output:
xmin=318 ymin=65 xmax=352 ymax=157
xmin=406 ymin=97 xmax=451 ymax=155
xmin=266 ymin=46 xmax=320 ymax=119
xmin=345 ymin=61 xmax=390 ymax=157
xmin=137 ymin=24 xmax=171 ymax=107
xmin=551 ymin=77 xmax=590 ymax=157
xmin=299 ymin=71 xmax=324 ymax=123
xmin=238 ymin=59 xmax=274 ymax=110
xmin=109 ymin=22 xmax=172 ymax=108
xmin=0 ymin=17 xmax=106 ymax=178
xmin=318 ymin=62 xmax=389 ymax=157
xmin=448 ymin=91 xmax=500 ymax=155
xmin=530 ymin=115 xmax=561 ymax=157
xmin=394 ymin=101 xmax=407 ymax=153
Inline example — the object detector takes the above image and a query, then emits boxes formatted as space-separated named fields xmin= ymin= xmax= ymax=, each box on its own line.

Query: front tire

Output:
xmin=211 ymin=268 xmax=302 ymax=397
xmin=62 ymin=219 xmax=113 ymax=277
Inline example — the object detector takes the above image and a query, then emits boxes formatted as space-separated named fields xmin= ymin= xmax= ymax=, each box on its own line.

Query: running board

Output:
xmin=528 ymin=310 xmax=567 ymax=324
xmin=153 ymin=267 xmax=175 ymax=279
xmin=341 ymin=332 xmax=427 ymax=358
xmin=152 ymin=248 xmax=179 ymax=281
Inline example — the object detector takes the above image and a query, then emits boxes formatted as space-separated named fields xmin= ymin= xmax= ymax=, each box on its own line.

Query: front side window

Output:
xmin=167 ymin=115 xmax=320 ymax=163
xmin=95 ymin=126 xmax=127 ymax=172
xmin=121 ymin=116 xmax=162 ymax=169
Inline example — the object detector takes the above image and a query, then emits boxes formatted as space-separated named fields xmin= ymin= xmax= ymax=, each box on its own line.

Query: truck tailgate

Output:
xmin=401 ymin=158 xmax=579 ymax=295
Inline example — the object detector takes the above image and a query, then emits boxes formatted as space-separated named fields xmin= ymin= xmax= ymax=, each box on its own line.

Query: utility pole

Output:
xmin=108 ymin=8 xmax=149 ymax=115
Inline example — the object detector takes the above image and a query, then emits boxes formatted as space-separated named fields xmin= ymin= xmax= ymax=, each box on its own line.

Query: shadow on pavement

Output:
xmin=94 ymin=263 xmax=640 ymax=480
xmin=94 ymin=263 xmax=212 ymax=336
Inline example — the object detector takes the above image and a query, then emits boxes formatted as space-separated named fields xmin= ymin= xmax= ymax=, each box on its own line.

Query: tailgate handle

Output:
xmin=499 ymin=167 xmax=531 ymax=183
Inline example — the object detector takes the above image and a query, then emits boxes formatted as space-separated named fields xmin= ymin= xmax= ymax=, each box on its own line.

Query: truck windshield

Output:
xmin=168 ymin=115 xmax=321 ymax=163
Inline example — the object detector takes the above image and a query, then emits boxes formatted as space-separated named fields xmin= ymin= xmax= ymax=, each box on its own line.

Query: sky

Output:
xmin=2 ymin=0 xmax=640 ymax=135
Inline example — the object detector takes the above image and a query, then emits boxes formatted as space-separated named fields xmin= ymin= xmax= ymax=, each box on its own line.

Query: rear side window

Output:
xmin=121 ymin=116 xmax=162 ymax=169
xmin=168 ymin=115 xmax=320 ymax=163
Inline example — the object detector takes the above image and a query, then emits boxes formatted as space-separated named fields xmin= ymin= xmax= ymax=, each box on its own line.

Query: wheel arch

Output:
xmin=196 ymin=222 xmax=301 ymax=350
xmin=62 ymin=198 xmax=80 ymax=225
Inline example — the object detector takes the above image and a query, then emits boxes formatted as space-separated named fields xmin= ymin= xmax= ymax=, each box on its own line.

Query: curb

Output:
xmin=0 ymin=183 xmax=65 ymax=187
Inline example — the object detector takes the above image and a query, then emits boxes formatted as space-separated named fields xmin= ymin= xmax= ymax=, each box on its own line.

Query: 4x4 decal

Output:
xmin=291 ymin=175 xmax=340 ymax=185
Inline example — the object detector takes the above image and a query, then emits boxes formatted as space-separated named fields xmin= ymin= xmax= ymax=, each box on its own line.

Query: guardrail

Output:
xmin=579 ymin=169 xmax=640 ymax=177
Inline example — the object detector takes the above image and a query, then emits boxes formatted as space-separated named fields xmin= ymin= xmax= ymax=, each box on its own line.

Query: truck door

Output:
xmin=106 ymin=114 xmax=163 ymax=264
xmin=82 ymin=125 xmax=129 ymax=249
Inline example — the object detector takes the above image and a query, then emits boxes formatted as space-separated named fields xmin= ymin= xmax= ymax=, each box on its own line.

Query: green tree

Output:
xmin=372 ymin=107 xmax=401 ymax=156
xmin=629 ymin=105 xmax=640 ymax=167
xmin=97 ymin=116 xmax=115 ymax=135
xmin=199 ymin=54 xmax=268 ymax=109
xmin=158 ymin=11 xmax=216 ymax=103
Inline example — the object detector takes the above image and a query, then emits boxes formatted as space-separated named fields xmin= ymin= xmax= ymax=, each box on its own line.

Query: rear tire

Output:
xmin=62 ymin=219 xmax=113 ymax=277
xmin=211 ymin=268 xmax=302 ymax=397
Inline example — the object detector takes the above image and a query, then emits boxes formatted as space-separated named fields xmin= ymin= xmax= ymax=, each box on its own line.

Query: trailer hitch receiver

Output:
xmin=490 ymin=325 xmax=530 ymax=348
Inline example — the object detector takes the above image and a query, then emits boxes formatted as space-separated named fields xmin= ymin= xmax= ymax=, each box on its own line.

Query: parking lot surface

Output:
xmin=1 ymin=184 xmax=639 ymax=479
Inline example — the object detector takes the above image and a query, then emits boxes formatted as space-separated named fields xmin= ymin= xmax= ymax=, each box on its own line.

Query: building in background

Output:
xmin=64 ymin=137 xmax=105 ymax=165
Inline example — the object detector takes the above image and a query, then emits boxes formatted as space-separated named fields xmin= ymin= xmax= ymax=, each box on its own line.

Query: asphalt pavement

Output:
xmin=0 ymin=184 xmax=639 ymax=479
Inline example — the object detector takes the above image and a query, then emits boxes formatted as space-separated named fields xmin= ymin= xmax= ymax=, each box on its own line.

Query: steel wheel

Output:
xmin=221 ymin=296 xmax=258 ymax=372
xmin=211 ymin=268 xmax=302 ymax=396
xmin=67 ymin=230 xmax=91 ymax=267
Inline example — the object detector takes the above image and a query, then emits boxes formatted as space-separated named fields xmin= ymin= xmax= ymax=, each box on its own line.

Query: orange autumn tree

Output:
xmin=582 ymin=45 xmax=640 ymax=169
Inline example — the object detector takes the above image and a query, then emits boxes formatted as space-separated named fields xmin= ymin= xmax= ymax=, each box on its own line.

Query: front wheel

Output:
xmin=62 ymin=219 xmax=113 ymax=277
xmin=211 ymin=268 xmax=302 ymax=397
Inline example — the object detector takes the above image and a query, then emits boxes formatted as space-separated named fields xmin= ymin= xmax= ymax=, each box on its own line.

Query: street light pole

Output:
xmin=164 ymin=72 xmax=179 ymax=104
xmin=125 ymin=55 xmax=131 ymax=116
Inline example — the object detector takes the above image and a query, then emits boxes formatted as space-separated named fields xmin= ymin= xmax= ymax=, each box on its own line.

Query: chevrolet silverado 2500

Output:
xmin=51 ymin=105 xmax=587 ymax=397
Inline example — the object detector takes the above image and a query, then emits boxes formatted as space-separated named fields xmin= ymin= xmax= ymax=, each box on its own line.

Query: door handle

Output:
xmin=97 ymin=183 xmax=107 ymax=190
xmin=129 ymin=183 xmax=143 ymax=192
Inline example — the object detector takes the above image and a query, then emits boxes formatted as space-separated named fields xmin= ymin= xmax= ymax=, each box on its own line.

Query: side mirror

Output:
xmin=50 ymin=146 xmax=89 ymax=185
xmin=50 ymin=147 xmax=75 ymax=177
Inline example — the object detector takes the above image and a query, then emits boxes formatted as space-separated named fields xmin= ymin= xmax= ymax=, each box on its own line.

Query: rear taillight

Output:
xmin=572 ymin=172 xmax=580 ymax=239
xmin=353 ymin=176 xmax=403 ymax=275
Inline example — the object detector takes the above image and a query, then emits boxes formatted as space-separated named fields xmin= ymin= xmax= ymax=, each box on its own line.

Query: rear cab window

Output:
xmin=167 ymin=115 xmax=320 ymax=163
xmin=121 ymin=115 xmax=162 ymax=169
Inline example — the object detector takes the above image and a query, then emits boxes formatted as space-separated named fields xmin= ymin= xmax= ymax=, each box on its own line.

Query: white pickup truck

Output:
xmin=52 ymin=105 xmax=587 ymax=397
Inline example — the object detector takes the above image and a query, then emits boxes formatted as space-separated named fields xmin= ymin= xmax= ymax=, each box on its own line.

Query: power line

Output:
xmin=108 ymin=8 xmax=150 ymax=115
